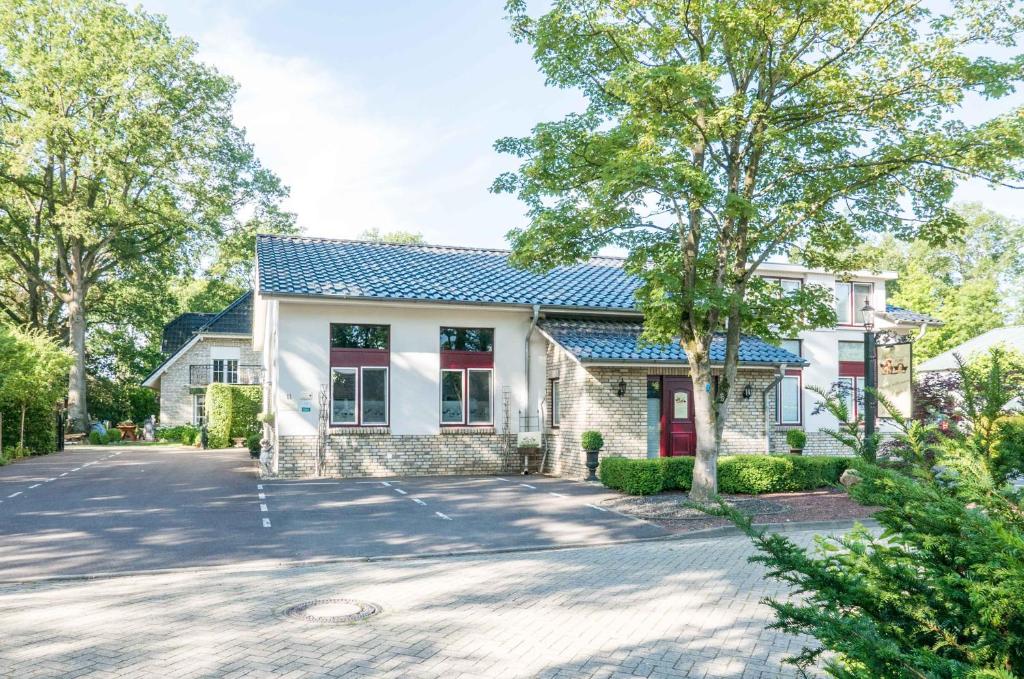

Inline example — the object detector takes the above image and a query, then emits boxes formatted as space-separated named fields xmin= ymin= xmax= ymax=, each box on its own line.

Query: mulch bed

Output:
xmin=600 ymin=488 xmax=878 ymax=533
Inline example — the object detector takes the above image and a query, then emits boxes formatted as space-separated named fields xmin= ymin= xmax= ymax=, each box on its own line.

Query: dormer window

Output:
xmin=836 ymin=282 xmax=873 ymax=326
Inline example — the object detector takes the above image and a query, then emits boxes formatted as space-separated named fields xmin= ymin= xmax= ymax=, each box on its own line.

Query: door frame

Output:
xmin=650 ymin=375 xmax=698 ymax=457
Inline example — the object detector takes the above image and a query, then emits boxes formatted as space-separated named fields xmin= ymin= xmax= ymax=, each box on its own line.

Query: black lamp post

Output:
xmin=861 ymin=299 xmax=877 ymax=462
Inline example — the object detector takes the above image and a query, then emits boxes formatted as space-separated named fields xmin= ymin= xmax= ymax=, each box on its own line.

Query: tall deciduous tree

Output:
xmin=493 ymin=0 xmax=1024 ymax=499
xmin=873 ymin=203 xmax=1024 ymax=360
xmin=0 ymin=0 xmax=287 ymax=430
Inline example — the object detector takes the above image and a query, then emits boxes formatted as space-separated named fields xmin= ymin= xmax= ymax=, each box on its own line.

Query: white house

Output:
xmin=251 ymin=235 xmax=937 ymax=479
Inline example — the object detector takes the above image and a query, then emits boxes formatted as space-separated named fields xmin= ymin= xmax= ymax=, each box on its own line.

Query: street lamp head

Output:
xmin=861 ymin=299 xmax=875 ymax=331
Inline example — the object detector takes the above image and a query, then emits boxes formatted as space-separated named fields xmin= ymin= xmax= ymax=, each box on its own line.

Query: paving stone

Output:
xmin=0 ymin=531 xmax=830 ymax=678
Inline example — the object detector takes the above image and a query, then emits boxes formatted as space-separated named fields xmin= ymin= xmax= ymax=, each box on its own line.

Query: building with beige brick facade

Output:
xmin=250 ymin=236 xmax=938 ymax=479
xmin=143 ymin=292 xmax=262 ymax=427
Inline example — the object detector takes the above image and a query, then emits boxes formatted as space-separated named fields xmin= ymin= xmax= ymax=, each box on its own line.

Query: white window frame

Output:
xmin=439 ymin=368 xmax=494 ymax=426
xmin=777 ymin=374 xmax=802 ymax=425
xmin=330 ymin=367 xmax=358 ymax=426
xmin=836 ymin=281 xmax=874 ymax=326
xmin=837 ymin=376 xmax=867 ymax=421
xmin=192 ymin=393 xmax=206 ymax=427
xmin=440 ymin=369 xmax=465 ymax=424
xmin=359 ymin=366 xmax=389 ymax=426
xmin=467 ymin=368 xmax=494 ymax=426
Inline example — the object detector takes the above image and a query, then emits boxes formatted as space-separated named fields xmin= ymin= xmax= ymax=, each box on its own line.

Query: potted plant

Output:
xmin=786 ymin=428 xmax=807 ymax=455
xmin=581 ymin=430 xmax=604 ymax=481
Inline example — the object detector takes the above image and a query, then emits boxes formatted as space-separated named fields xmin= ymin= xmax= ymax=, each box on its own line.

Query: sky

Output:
xmin=141 ymin=0 xmax=1022 ymax=250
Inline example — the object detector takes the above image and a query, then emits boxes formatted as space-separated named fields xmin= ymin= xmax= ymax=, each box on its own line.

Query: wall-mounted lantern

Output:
xmin=742 ymin=384 xmax=753 ymax=400
xmin=616 ymin=379 xmax=627 ymax=397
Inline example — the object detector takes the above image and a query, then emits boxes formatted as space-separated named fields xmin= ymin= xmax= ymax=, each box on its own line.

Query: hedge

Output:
xmin=205 ymin=384 xmax=262 ymax=449
xmin=599 ymin=454 xmax=849 ymax=495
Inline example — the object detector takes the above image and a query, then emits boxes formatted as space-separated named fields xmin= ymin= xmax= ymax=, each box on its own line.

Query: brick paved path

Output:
xmin=0 ymin=531 xmax=826 ymax=679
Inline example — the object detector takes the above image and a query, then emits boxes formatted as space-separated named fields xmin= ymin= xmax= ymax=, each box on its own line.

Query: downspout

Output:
xmin=762 ymin=363 xmax=788 ymax=453
xmin=525 ymin=304 xmax=541 ymax=421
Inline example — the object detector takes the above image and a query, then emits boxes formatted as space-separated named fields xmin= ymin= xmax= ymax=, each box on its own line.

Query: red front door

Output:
xmin=662 ymin=377 xmax=697 ymax=456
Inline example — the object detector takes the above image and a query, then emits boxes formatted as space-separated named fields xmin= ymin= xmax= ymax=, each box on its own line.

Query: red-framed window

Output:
xmin=329 ymin=323 xmax=389 ymax=427
xmin=776 ymin=339 xmax=803 ymax=424
xmin=440 ymin=327 xmax=493 ymax=426
xmin=838 ymin=340 xmax=866 ymax=420
xmin=835 ymin=281 xmax=873 ymax=326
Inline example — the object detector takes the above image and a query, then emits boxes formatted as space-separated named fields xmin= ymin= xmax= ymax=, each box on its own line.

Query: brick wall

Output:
xmin=276 ymin=431 xmax=517 ymax=478
xmin=543 ymin=341 xmax=784 ymax=479
xmin=157 ymin=337 xmax=261 ymax=427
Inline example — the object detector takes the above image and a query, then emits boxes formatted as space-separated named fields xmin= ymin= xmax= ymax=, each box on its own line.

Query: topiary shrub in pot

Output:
xmin=786 ymin=429 xmax=807 ymax=455
xmin=581 ymin=430 xmax=604 ymax=481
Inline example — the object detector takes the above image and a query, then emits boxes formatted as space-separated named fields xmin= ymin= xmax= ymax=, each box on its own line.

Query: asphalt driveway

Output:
xmin=0 ymin=444 xmax=667 ymax=580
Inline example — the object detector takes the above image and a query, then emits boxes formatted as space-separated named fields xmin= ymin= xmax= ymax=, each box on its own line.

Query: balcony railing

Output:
xmin=189 ymin=364 xmax=263 ymax=387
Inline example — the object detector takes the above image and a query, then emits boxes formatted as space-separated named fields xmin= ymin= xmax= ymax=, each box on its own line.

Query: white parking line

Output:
xmin=394 ymin=488 xmax=407 ymax=495
xmin=8 ymin=492 xmax=21 ymax=498
xmin=258 ymin=493 xmax=266 ymax=500
xmin=496 ymin=477 xmax=509 ymax=482
xmin=586 ymin=503 xmax=608 ymax=512
xmin=413 ymin=498 xmax=427 ymax=505
xmin=259 ymin=504 xmax=268 ymax=512
xmin=520 ymin=483 xmax=536 ymax=489
xmin=256 ymin=484 xmax=263 ymax=490
xmin=45 ymin=478 xmax=55 ymax=482
xmin=59 ymin=473 xmax=68 ymax=477
xmin=549 ymin=492 xmax=566 ymax=498
xmin=380 ymin=481 xmax=392 ymax=487
xmin=28 ymin=484 xmax=39 ymax=489
xmin=72 ymin=468 xmax=80 ymax=472
xmin=262 ymin=518 xmax=272 ymax=528
xmin=435 ymin=511 xmax=452 ymax=520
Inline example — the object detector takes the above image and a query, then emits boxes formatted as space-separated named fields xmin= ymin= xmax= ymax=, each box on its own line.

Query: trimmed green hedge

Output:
xmin=599 ymin=454 xmax=849 ymax=495
xmin=206 ymin=384 xmax=262 ymax=449
xmin=157 ymin=424 xmax=198 ymax=445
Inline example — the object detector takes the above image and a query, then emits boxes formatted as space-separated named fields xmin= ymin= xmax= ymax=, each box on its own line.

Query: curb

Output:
xmin=0 ymin=518 xmax=879 ymax=587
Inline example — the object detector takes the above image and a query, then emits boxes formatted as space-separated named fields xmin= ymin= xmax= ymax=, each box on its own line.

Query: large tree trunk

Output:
xmin=66 ymin=284 xmax=88 ymax=433
xmin=687 ymin=339 xmax=719 ymax=501
xmin=19 ymin=402 xmax=25 ymax=449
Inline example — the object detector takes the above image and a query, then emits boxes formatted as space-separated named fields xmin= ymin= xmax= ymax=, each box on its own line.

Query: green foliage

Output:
xmin=0 ymin=325 xmax=71 ymax=453
xmin=493 ymin=0 xmax=1024 ymax=499
xmin=600 ymin=455 xmax=844 ymax=496
xmin=808 ymin=384 xmax=880 ymax=463
xmin=711 ymin=342 xmax=1024 ymax=677
xmin=718 ymin=455 xmax=849 ymax=495
xmin=157 ymin=425 xmax=199 ymax=446
xmin=581 ymin=430 xmax=604 ymax=451
xmin=992 ymin=417 xmax=1024 ymax=488
xmin=357 ymin=228 xmax=425 ymax=244
xmin=246 ymin=432 xmax=262 ymax=455
xmin=205 ymin=384 xmax=261 ymax=449
xmin=106 ymin=428 xmax=122 ymax=443
xmin=88 ymin=431 xmax=102 ymax=445
xmin=87 ymin=377 xmax=158 ymax=426
xmin=0 ymin=0 xmax=291 ymax=428
xmin=872 ymin=205 xmax=1024 ymax=358
xmin=785 ymin=429 xmax=807 ymax=450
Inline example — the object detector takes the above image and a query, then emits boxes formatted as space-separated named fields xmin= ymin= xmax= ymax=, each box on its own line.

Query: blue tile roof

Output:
xmin=540 ymin=319 xmax=807 ymax=366
xmin=885 ymin=304 xmax=942 ymax=325
xmin=256 ymin=235 xmax=638 ymax=310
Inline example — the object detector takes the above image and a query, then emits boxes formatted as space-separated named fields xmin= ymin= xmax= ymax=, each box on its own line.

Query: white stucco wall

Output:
xmin=272 ymin=300 xmax=546 ymax=439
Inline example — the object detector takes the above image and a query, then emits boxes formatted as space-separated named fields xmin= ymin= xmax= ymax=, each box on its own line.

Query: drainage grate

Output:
xmin=282 ymin=598 xmax=381 ymax=624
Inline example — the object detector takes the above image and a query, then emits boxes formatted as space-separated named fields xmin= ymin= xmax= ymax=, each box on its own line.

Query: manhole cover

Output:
xmin=283 ymin=598 xmax=381 ymax=624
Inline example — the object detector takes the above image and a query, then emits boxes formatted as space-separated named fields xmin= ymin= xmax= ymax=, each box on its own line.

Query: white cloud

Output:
xmin=193 ymin=19 xmax=442 ymax=239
